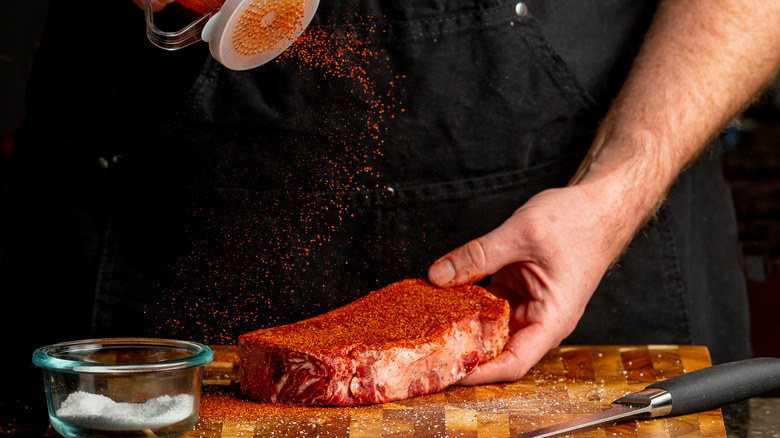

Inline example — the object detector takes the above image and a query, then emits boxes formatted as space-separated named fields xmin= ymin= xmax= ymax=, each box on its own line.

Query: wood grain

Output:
xmin=188 ymin=345 xmax=726 ymax=437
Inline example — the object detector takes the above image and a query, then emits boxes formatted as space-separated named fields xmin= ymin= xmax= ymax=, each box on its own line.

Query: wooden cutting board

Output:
xmin=190 ymin=344 xmax=727 ymax=437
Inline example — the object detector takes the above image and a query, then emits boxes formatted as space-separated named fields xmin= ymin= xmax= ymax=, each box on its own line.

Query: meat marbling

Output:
xmin=238 ymin=279 xmax=510 ymax=406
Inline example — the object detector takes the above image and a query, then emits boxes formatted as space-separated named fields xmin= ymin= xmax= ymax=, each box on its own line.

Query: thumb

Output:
xmin=428 ymin=231 xmax=512 ymax=288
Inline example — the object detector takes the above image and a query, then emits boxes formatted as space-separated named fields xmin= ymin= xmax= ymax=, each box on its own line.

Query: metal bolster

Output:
xmin=613 ymin=387 xmax=674 ymax=418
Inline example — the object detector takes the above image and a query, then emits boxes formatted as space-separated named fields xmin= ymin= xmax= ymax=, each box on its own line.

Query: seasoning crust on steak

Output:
xmin=238 ymin=279 xmax=510 ymax=406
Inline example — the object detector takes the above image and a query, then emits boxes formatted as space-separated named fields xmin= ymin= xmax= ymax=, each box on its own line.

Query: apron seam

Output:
xmin=517 ymin=16 xmax=599 ymax=111
xmin=306 ymin=3 xmax=519 ymax=44
xmin=198 ymin=154 xmax=579 ymax=206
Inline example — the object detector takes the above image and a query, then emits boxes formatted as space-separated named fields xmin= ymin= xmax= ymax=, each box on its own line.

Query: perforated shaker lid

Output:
xmin=201 ymin=0 xmax=319 ymax=70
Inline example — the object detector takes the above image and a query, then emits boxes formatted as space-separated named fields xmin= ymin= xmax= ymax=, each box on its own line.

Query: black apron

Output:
xmin=134 ymin=0 xmax=605 ymax=343
xmin=3 ymin=1 xmax=751 ymax=405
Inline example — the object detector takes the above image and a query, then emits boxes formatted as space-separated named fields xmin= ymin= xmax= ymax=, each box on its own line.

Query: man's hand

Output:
xmin=132 ymin=0 xmax=176 ymax=12
xmin=428 ymin=185 xmax=626 ymax=384
xmin=429 ymin=0 xmax=780 ymax=385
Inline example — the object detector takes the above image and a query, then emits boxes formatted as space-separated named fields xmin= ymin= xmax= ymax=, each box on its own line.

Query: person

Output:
xmin=2 ymin=0 xmax=778 ymax=431
xmin=435 ymin=1 xmax=780 ymax=384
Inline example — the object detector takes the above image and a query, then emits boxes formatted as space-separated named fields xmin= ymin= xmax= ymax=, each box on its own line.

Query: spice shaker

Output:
xmin=143 ymin=0 xmax=320 ymax=70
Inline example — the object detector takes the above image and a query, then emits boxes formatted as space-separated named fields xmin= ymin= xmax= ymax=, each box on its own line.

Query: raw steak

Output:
xmin=238 ymin=279 xmax=510 ymax=406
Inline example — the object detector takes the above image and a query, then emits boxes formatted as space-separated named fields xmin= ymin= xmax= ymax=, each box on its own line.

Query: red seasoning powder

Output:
xmin=232 ymin=0 xmax=306 ymax=56
xmin=239 ymin=279 xmax=508 ymax=353
xmin=153 ymin=8 xmax=406 ymax=344
xmin=176 ymin=0 xmax=224 ymax=15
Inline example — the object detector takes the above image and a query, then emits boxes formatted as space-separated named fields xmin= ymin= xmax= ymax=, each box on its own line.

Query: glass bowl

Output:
xmin=32 ymin=338 xmax=213 ymax=438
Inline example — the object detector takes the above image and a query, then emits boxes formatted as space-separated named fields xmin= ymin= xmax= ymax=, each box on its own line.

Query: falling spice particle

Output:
xmin=153 ymin=8 xmax=406 ymax=342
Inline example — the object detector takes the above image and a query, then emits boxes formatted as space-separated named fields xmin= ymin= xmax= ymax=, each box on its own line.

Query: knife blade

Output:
xmin=515 ymin=357 xmax=780 ymax=438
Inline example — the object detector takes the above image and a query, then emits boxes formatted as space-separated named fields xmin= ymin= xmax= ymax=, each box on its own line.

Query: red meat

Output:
xmin=238 ymin=279 xmax=510 ymax=406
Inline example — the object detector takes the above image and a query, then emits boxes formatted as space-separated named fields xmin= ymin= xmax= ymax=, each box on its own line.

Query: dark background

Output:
xmin=1 ymin=0 xmax=778 ymax=433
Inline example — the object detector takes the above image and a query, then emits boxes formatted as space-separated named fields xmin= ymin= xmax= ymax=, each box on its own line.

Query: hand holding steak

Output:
xmin=238 ymin=279 xmax=510 ymax=406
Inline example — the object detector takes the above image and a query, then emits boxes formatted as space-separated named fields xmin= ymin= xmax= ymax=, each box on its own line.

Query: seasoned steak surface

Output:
xmin=238 ymin=279 xmax=510 ymax=406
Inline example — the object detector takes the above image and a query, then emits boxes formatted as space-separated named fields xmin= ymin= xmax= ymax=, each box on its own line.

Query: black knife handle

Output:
xmin=647 ymin=357 xmax=780 ymax=417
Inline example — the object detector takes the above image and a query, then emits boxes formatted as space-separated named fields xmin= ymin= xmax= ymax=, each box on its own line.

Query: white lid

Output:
xmin=202 ymin=0 xmax=320 ymax=70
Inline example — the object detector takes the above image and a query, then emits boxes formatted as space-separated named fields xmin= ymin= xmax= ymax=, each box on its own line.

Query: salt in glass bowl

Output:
xmin=32 ymin=338 xmax=213 ymax=438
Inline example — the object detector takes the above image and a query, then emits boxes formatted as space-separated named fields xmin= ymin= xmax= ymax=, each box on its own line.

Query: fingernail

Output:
xmin=430 ymin=259 xmax=456 ymax=285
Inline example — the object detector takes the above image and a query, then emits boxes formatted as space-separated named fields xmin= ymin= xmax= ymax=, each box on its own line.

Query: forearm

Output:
xmin=570 ymin=0 xmax=780 ymax=258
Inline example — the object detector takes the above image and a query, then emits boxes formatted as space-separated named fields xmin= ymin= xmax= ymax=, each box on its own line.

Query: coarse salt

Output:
xmin=56 ymin=391 xmax=194 ymax=431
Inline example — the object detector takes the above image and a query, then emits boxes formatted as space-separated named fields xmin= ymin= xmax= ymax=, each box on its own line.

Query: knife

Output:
xmin=516 ymin=357 xmax=780 ymax=438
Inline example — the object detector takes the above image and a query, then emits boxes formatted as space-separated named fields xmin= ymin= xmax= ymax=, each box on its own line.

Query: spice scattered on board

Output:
xmin=191 ymin=346 xmax=726 ymax=438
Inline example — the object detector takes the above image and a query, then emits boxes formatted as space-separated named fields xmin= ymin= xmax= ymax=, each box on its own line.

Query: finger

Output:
xmin=132 ymin=0 xmax=175 ymax=12
xmin=428 ymin=231 xmax=512 ymax=288
xmin=457 ymin=322 xmax=553 ymax=385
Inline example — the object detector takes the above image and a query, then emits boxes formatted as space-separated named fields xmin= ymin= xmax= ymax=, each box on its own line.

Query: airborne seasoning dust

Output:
xmin=152 ymin=8 xmax=407 ymax=343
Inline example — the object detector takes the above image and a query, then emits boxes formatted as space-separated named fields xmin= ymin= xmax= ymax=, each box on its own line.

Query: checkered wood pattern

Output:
xmin=189 ymin=345 xmax=726 ymax=437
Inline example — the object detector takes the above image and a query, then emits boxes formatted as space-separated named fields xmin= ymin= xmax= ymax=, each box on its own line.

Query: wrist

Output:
xmin=567 ymin=126 xmax=679 ymax=259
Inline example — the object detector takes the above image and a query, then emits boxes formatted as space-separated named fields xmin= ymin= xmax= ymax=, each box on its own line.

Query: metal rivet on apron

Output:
xmin=112 ymin=154 xmax=124 ymax=166
xmin=514 ymin=2 xmax=528 ymax=17
xmin=384 ymin=186 xmax=396 ymax=199
xmin=98 ymin=156 xmax=110 ymax=170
